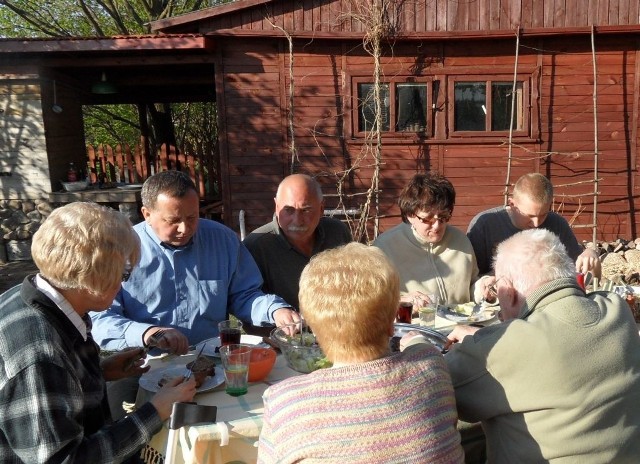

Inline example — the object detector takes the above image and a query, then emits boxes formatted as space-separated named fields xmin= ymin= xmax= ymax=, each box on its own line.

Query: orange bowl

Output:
xmin=248 ymin=347 xmax=277 ymax=382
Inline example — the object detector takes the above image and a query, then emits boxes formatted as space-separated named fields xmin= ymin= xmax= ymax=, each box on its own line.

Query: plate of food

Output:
xmin=437 ymin=302 xmax=498 ymax=324
xmin=389 ymin=323 xmax=448 ymax=353
xmin=194 ymin=334 xmax=268 ymax=357
xmin=139 ymin=358 xmax=224 ymax=393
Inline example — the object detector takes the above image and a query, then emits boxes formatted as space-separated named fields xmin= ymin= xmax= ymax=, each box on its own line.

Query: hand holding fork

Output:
xmin=123 ymin=330 xmax=166 ymax=371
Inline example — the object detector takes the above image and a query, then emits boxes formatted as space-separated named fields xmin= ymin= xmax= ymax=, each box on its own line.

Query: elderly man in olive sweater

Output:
xmin=406 ymin=228 xmax=640 ymax=463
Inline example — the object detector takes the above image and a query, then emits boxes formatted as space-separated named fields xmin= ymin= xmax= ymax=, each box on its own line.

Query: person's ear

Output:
xmin=141 ymin=207 xmax=152 ymax=223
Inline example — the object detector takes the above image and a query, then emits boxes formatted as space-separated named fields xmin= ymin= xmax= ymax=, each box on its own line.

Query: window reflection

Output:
xmin=396 ymin=84 xmax=427 ymax=132
xmin=358 ymin=83 xmax=390 ymax=132
xmin=492 ymin=82 xmax=523 ymax=131
xmin=454 ymin=82 xmax=486 ymax=131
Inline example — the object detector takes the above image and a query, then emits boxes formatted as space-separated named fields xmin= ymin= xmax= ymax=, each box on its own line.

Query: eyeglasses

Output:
xmin=413 ymin=211 xmax=452 ymax=227
xmin=122 ymin=270 xmax=132 ymax=282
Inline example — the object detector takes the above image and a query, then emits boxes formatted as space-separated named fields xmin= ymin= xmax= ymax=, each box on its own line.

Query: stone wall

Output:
xmin=592 ymin=238 xmax=640 ymax=285
xmin=0 ymin=199 xmax=51 ymax=263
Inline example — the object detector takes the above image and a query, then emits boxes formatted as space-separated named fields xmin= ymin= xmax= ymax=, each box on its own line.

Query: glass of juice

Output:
xmin=396 ymin=301 xmax=413 ymax=323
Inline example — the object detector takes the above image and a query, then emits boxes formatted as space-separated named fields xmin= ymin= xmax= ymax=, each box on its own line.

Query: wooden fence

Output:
xmin=86 ymin=142 xmax=219 ymax=202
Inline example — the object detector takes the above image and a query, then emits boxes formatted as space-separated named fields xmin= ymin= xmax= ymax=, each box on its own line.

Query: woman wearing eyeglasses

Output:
xmin=373 ymin=172 xmax=486 ymax=309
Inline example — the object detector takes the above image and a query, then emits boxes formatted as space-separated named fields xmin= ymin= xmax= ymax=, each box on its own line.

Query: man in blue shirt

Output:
xmin=91 ymin=171 xmax=299 ymax=419
xmin=92 ymin=170 xmax=299 ymax=354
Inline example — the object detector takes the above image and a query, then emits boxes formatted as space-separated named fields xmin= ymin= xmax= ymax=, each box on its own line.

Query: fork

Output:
xmin=472 ymin=281 xmax=499 ymax=320
xmin=145 ymin=330 xmax=166 ymax=353
xmin=124 ymin=331 xmax=165 ymax=371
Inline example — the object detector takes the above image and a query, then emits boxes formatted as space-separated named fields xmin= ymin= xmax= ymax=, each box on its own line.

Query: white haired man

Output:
xmin=406 ymin=228 xmax=640 ymax=463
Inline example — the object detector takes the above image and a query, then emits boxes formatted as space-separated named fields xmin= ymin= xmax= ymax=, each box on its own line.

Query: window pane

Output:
xmin=454 ymin=82 xmax=486 ymax=131
xmin=396 ymin=83 xmax=427 ymax=132
xmin=358 ymin=83 xmax=390 ymax=132
xmin=492 ymin=82 xmax=523 ymax=131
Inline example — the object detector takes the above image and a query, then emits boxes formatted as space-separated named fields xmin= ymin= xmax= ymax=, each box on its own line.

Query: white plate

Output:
xmin=139 ymin=365 xmax=225 ymax=393
xmin=116 ymin=184 xmax=144 ymax=190
xmin=437 ymin=304 xmax=497 ymax=324
xmin=195 ymin=334 xmax=267 ymax=357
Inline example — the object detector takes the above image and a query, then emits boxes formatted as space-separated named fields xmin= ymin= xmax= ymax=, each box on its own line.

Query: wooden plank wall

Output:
xmin=220 ymin=39 xmax=288 ymax=230
xmin=0 ymin=77 xmax=50 ymax=199
xmin=538 ymin=37 xmax=638 ymax=242
xmin=217 ymin=32 xmax=638 ymax=242
xmin=198 ymin=0 xmax=640 ymax=34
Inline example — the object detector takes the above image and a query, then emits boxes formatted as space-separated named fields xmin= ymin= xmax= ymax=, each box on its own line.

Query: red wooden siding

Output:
xmin=211 ymin=30 xmax=640 ymax=242
xmin=162 ymin=0 xmax=640 ymax=35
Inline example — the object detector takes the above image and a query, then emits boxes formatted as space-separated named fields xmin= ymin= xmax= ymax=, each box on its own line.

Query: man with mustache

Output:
xmin=244 ymin=174 xmax=352 ymax=310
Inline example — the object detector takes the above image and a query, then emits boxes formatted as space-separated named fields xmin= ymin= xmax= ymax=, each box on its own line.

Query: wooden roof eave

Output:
xmin=202 ymin=24 xmax=640 ymax=41
xmin=0 ymin=34 xmax=212 ymax=54
xmin=151 ymin=0 xmax=274 ymax=33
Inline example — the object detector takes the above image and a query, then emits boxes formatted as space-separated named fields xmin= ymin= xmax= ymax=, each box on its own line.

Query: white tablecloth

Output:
xmin=138 ymin=352 xmax=299 ymax=464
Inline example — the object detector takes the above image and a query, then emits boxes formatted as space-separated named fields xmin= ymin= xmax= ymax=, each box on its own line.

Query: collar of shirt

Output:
xmin=34 ymin=274 xmax=89 ymax=341
xmin=142 ymin=222 xmax=195 ymax=251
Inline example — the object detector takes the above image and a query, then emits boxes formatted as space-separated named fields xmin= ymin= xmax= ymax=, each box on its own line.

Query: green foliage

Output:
xmin=83 ymin=104 xmax=140 ymax=146
xmin=1 ymin=0 xmax=220 ymax=198
xmin=0 ymin=0 xmax=209 ymax=37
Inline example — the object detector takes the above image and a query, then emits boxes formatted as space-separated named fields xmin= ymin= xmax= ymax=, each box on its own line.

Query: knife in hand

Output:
xmin=183 ymin=343 xmax=206 ymax=382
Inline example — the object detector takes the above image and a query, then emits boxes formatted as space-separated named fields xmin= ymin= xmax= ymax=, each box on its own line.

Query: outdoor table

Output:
xmin=137 ymin=351 xmax=300 ymax=464
xmin=136 ymin=312 xmax=497 ymax=464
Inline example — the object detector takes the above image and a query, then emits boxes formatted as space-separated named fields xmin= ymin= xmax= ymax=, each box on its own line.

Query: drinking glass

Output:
xmin=219 ymin=344 xmax=252 ymax=396
xmin=419 ymin=293 xmax=439 ymax=328
xmin=396 ymin=301 xmax=413 ymax=323
xmin=218 ymin=319 xmax=243 ymax=347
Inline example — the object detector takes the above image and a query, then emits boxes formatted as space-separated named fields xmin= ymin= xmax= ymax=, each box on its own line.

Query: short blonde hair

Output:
xmin=512 ymin=173 xmax=553 ymax=205
xmin=32 ymin=202 xmax=140 ymax=296
xmin=299 ymin=243 xmax=399 ymax=363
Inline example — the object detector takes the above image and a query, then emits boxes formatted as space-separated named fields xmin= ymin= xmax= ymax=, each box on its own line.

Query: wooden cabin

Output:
xmin=149 ymin=0 xmax=640 ymax=243
xmin=1 ymin=1 xmax=640 ymax=262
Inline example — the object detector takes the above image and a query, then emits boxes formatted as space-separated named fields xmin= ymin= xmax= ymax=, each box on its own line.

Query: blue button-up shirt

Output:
xmin=91 ymin=219 xmax=289 ymax=350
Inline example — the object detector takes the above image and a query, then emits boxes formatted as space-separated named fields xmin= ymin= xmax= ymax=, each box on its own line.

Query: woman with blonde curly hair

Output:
xmin=0 ymin=202 xmax=195 ymax=463
xmin=258 ymin=242 xmax=464 ymax=463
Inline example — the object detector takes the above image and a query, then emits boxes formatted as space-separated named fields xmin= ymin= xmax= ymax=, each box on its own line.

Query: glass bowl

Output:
xmin=270 ymin=322 xmax=331 ymax=373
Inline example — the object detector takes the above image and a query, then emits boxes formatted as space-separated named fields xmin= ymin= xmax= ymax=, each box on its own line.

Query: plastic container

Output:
xmin=248 ymin=347 xmax=276 ymax=382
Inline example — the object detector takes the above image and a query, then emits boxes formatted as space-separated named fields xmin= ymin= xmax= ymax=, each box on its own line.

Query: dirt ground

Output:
xmin=0 ymin=260 xmax=38 ymax=294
